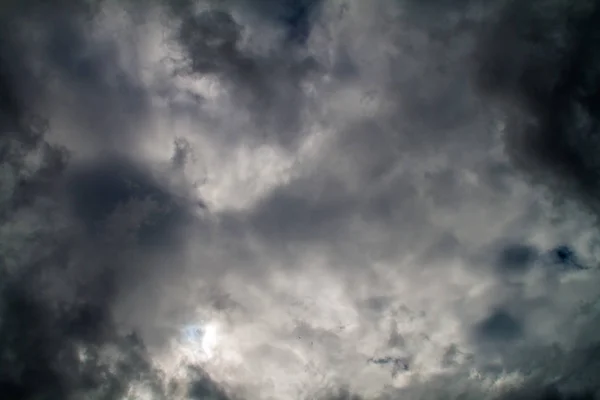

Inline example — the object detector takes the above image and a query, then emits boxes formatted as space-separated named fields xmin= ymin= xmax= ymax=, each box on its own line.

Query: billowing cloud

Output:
xmin=2 ymin=0 xmax=600 ymax=399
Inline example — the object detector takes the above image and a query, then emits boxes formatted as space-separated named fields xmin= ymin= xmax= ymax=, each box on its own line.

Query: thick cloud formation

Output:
xmin=2 ymin=0 xmax=600 ymax=399
xmin=475 ymin=0 xmax=600 ymax=209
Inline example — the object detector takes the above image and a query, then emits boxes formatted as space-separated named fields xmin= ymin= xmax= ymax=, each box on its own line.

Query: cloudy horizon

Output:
xmin=2 ymin=0 xmax=600 ymax=399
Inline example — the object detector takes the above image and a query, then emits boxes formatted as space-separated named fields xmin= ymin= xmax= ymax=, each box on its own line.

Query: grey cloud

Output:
xmin=0 ymin=5 xmax=227 ymax=399
xmin=168 ymin=0 xmax=323 ymax=46
xmin=474 ymin=308 xmax=524 ymax=343
xmin=418 ymin=232 xmax=465 ymax=266
xmin=241 ymin=183 xmax=354 ymax=242
xmin=0 ymin=129 xmax=177 ymax=398
xmin=6 ymin=3 xmax=153 ymax=156
xmin=230 ymin=172 xmax=431 ymax=268
xmin=546 ymin=245 xmax=588 ymax=271
xmin=178 ymin=0 xmax=600 ymax=397
xmin=441 ymin=344 xmax=471 ymax=368
xmin=495 ymin=243 xmax=539 ymax=274
xmin=0 ymin=98 xmax=158 ymax=400
xmin=177 ymin=9 xmax=242 ymax=75
xmin=3 ymin=0 xmax=600 ymax=399
xmin=474 ymin=0 xmax=600 ymax=211
xmin=46 ymin=29 xmax=149 ymax=148
xmin=187 ymin=366 xmax=232 ymax=400
xmin=66 ymin=158 xmax=191 ymax=247
xmin=224 ymin=0 xmax=323 ymax=44
xmin=501 ymin=387 xmax=596 ymax=400
xmin=171 ymin=5 xmax=320 ymax=148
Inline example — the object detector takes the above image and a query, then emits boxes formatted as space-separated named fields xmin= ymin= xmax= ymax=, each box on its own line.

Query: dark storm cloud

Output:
xmin=546 ymin=245 xmax=588 ymax=271
xmin=501 ymin=387 xmax=596 ymax=400
xmin=474 ymin=0 xmax=600 ymax=211
xmin=226 ymin=0 xmax=323 ymax=44
xmin=3 ymin=0 xmax=600 ymax=399
xmin=0 ymin=1 xmax=155 ymax=156
xmin=0 ymin=277 xmax=163 ymax=399
xmin=44 ymin=18 xmax=150 ymax=151
xmin=462 ymin=3 xmax=600 ymax=393
xmin=171 ymin=4 xmax=320 ymax=148
xmin=188 ymin=374 xmax=231 ymax=400
xmin=0 ymin=4 xmax=229 ymax=399
xmin=0 ymin=69 xmax=170 ymax=400
xmin=66 ymin=158 xmax=191 ymax=247
xmin=169 ymin=0 xmax=323 ymax=45
xmin=1 ymin=85 xmax=135 ymax=400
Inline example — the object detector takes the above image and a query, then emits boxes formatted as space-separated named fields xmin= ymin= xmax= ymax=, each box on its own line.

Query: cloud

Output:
xmin=2 ymin=0 xmax=600 ymax=399
xmin=474 ymin=308 xmax=524 ymax=343
xmin=474 ymin=0 xmax=600 ymax=209
xmin=0 ymin=5 xmax=227 ymax=398
xmin=494 ymin=243 xmax=540 ymax=274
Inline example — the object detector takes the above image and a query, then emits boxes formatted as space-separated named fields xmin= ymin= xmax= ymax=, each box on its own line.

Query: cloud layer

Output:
xmin=2 ymin=0 xmax=600 ymax=399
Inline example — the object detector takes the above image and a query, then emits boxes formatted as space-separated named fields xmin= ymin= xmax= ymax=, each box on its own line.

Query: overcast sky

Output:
xmin=2 ymin=0 xmax=600 ymax=399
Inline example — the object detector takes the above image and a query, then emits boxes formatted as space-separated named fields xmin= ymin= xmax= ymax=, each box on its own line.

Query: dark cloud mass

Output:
xmin=474 ymin=308 xmax=523 ymax=343
xmin=495 ymin=243 xmax=539 ymax=274
xmin=475 ymin=0 xmax=600 ymax=209
xmin=2 ymin=0 xmax=600 ymax=399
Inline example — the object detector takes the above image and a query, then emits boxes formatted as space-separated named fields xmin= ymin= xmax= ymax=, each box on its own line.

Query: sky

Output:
xmin=1 ymin=0 xmax=600 ymax=399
